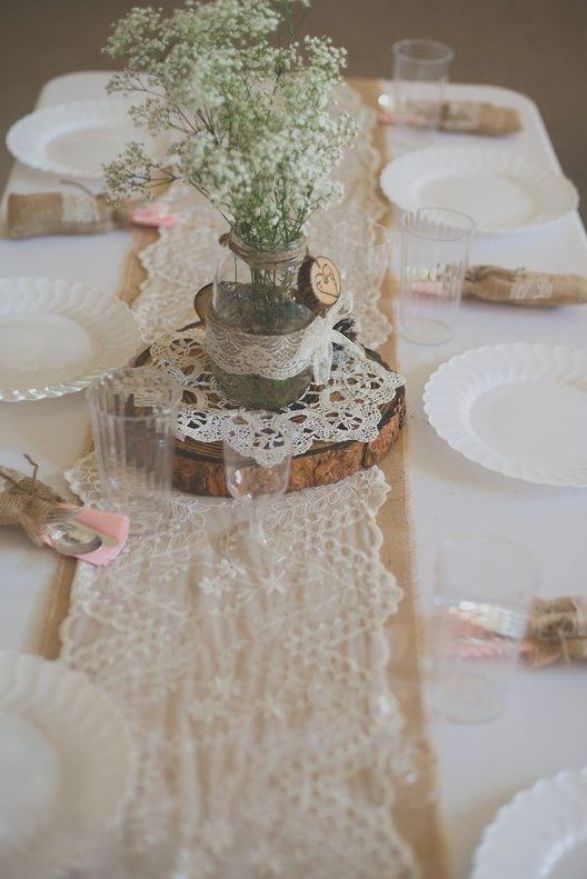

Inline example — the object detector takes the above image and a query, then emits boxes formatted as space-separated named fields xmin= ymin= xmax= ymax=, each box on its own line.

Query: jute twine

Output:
xmin=220 ymin=231 xmax=307 ymax=269
xmin=0 ymin=457 xmax=65 ymax=545
xmin=526 ymin=597 xmax=587 ymax=666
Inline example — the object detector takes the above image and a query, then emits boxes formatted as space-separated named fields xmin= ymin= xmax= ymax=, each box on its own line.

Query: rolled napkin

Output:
xmin=378 ymin=100 xmax=521 ymax=136
xmin=7 ymin=192 xmax=116 ymax=238
xmin=6 ymin=191 xmax=179 ymax=239
xmin=0 ymin=461 xmax=64 ymax=546
xmin=525 ymin=597 xmax=587 ymax=667
xmin=0 ymin=458 xmax=128 ymax=565
xmin=464 ymin=265 xmax=587 ymax=306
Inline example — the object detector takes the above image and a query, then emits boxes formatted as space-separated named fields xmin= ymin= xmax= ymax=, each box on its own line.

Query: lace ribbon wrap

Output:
xmin=203 ymin=294 xmax=362 ymax=384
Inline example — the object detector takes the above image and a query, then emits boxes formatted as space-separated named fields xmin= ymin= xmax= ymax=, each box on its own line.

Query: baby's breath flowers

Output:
xmin=104 ymin=0 xmax=357 ymax=250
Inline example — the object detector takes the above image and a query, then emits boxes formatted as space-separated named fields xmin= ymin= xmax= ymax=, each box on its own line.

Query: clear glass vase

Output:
xmin=209 ymin=233 xmax=315 ymax=410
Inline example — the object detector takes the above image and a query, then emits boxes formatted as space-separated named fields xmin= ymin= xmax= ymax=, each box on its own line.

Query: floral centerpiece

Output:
xmin=105 ymin=0 xmax=357 ymax=408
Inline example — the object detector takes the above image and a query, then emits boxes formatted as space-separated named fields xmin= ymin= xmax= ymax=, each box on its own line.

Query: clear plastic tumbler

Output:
xmin=399 ymin=207 xmax=475 ymax=344
xmin=430 ymin=536 xmax=538 ymax=724
xmin=392 ymin=39 xmax=454 ymax=130
xmin=87 ymin=367 xmax=182 ymax=535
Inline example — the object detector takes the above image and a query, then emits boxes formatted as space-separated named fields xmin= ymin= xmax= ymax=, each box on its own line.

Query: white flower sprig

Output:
xmin=104 ymin=0 xmax=357 ymax=250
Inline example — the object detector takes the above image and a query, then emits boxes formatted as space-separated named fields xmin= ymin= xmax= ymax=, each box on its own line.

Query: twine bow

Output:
xmin=0 ymin=456 xmax=66 ymax=546
xmin=525 ymin=597 xmax=587 ymax=666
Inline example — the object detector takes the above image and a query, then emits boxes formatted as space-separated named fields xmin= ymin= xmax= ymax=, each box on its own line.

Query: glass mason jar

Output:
xmin=209 ymin=233 xmax=316 ymax=410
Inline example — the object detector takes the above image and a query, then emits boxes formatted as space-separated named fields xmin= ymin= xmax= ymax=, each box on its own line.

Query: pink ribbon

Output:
xmin=131 ymin=205 xmax=179 ymax=228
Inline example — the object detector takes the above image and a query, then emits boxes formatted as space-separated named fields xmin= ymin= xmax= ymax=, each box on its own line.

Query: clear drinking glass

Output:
xmin=222 ymin=418 xmax=292 ymax=546
xmin=212 ymin=234 xmax=314 ymax=409
xmin=392 ymin=39 xmax=454 ymax=130
xmin=430 ymin=536 xmax=538 ymax=724
xmin=399 ymin=207 xmax=474 ymax=344
xmin=87 ymin=367 xmax=182 ymax=535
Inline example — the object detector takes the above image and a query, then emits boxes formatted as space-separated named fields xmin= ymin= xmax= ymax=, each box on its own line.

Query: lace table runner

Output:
xmin=62 ymin=467 xmax=420 ymax=879
xmin=56 ymin=80 xmax=446 ymax=879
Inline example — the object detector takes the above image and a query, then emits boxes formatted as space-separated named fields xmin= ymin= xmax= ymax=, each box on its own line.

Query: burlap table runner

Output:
xmin=29 ymin=79 xmax=447 ymax=877
xmin=352 ymin=78 xmax=449 ymax=877
xmin=29 ymin=227 xmax=158 ymax=661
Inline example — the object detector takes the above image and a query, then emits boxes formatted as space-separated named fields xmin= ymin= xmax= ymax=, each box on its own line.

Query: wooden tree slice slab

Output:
xmin=136 ymin=331 xmax=405 ymax=497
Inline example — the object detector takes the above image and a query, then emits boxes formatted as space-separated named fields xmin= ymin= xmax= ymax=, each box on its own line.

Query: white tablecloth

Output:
xmin=1 ymin=72 xmax=586 ymax=878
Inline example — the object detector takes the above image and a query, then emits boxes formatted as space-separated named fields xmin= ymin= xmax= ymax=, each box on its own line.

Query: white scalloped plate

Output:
xmin=423 ymin=343 xmax=587 ymax=487
xmin=0 ymin=277 xmax=139 ymax=401
xmin=6 ymin=99 xmax=163 ymax=179
xmin=380 ymin=147 xmax=579 ymax=233
xmin=472 ymin=769 xmax=587 ymax=878
xmin=0 ymin=652 xmax=131 ymax=879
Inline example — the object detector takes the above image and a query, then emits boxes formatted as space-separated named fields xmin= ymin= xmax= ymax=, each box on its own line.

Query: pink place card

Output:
xmin=131 ymin=205 xmax=179 ymax=228
xmin=43 ymin=505 xmax=129 ymax=566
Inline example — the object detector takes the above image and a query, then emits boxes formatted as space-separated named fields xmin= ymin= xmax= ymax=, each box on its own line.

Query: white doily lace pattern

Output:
xmin=147 ymin=325 xmax=403 ymax=466
xmin=132 ymin=85 xmax=391 ymax=351
xmin=61 ymin=465 xmax=419 ymax=878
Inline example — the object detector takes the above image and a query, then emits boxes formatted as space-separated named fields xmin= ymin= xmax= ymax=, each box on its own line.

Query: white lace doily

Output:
xmin=148 ymin=326 xmax=403 ymax=466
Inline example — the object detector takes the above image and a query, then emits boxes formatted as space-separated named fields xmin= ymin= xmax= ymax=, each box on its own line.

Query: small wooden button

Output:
xmin=297 ymin=256 xmax=342 ymax=315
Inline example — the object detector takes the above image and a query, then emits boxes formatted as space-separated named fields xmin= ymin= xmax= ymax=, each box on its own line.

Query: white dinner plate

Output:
xmin=0 ymin=277 xmax=139 ymax=401
xmin=0 ymin=652 xmax=131 ymax=879
xmin=6 ymin=99 xmax=164 ymax=179
xmin=379 ymin=147 xmax=579 ymax=233
xmin=472 ymin=769 xmax=587 ymax=878
xmin=423 ymin=343 xmax=587 ymax=487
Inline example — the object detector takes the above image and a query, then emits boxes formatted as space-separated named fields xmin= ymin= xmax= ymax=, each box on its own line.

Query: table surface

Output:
xmin=1 ymin=73 xmax=587 ymax=879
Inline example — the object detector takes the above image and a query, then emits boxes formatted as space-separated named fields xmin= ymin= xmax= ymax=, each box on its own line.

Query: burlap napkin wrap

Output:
xmin=526 ymin=597 xmax=587 ymax=666
xmin=5 ymin=192 xmax=149 ymax=239
xmin=440 ymin=101 xmax=521 ymax=136
xmin=379 ymin=101 xmax=521 ymax=136
xmin=7 ymin=192 xmax=118 ymax=238
xmin=464 ymin=265 xmax=587 ymax=306
xmin=0 ymin=463 xmax=66 ymax=545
